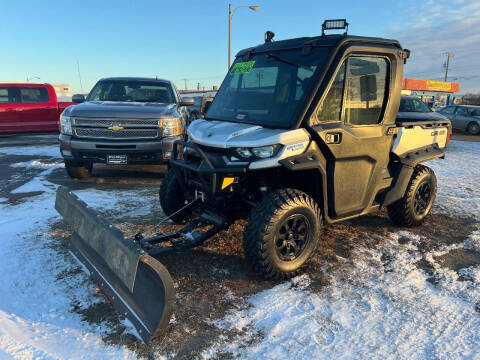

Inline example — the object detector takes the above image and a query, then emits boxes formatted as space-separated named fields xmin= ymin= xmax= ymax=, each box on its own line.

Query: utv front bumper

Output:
xmin=169 ymin=140 xmax=248 ymax=199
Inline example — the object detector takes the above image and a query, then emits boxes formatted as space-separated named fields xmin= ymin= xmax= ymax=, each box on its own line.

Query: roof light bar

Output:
xmin=322 ymin=19 xmax=349 ymax=36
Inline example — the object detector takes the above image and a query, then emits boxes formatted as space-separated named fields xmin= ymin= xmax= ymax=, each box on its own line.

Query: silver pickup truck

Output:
xmin=59 ymin=77 xmax=193 ymax=178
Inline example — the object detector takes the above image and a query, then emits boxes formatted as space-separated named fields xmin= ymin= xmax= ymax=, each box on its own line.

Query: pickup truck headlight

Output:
xmin=160 ymin=118 xmax=182 ymax=137
xmin=234 ymin=144 xmax=281 ymax=160
xmin=60 ymin=114 xmax=72 ymax=135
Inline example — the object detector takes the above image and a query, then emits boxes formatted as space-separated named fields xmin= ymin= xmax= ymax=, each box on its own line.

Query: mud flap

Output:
xmin=55 ymin=186 xmax=175 ymax=342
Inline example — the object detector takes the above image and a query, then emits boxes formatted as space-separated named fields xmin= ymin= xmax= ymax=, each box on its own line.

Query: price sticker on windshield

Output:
xmin=230 ymin=60 xmax=255 ymax=75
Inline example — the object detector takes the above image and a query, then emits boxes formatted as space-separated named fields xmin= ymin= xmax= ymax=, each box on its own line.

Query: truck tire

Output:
xmin=387 ymin=165 xmax=437 ymax=227
xmin=243 ymin=189 xmax=322 ymax=280
xmin=65 ymin=160 xmax=92 ymax=179
xmin=159 ymin=169 xmax=191 ymax=224
xmin=467 ymin=122 xmax=480 ymax=135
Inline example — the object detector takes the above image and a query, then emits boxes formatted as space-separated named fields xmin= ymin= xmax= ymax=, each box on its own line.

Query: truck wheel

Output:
xmin=64 ymin=160 xmax=92 ymax=179
xmin=387 ymin=165 xmax=437 ymax=227
xmin=243 ymin=189 xmax=322 ymax=280
xmin=159 ymin=169 xmax=191 ymax=224
xmin=467 ymin=122 xmax=480 ymax=135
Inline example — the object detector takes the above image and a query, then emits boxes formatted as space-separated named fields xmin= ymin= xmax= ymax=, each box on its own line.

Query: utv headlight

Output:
xmin=160 ymin=117 xmax=183 ymax=137
xmin=60 ymin=114 xmax=72 ymax=135
xmin=251 ymin=145 xmax=281 ymax=158
xmin=233 ymin=144 xmax=281 ymax=160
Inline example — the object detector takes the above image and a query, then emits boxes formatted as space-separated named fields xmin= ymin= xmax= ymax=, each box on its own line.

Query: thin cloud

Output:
xmin=388 ymin=0 xmax=480 ymax=93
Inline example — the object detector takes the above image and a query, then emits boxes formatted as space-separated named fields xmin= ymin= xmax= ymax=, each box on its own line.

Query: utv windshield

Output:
xmin=87 ymin=80 xmax=175 ymax=103
xmin=206 ymin=48 xmax=329 ymax=128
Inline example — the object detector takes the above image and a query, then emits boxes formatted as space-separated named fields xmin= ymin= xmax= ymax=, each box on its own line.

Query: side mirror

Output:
xmin=179 ymin=97 xmax=195 ymax=107
xmin=203 ymin=100 xmax=213 ymax=114
xmin=72 ymin=94 xmax=85 ymax=103
xmin=360 ymin=75 xmax=377 ymax=102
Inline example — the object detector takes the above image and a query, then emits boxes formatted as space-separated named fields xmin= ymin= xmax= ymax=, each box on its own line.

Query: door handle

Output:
xmin=325 ymin=132 xmax=342 ymax=144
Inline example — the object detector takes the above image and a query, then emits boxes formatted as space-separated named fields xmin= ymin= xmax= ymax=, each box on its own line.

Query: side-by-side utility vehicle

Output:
xmin=55 ymin=20 xmax=451 ymax=342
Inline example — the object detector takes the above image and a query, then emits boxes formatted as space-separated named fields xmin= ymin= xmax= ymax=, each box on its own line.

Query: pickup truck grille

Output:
xmin=74 ymin=128 xmax=159 ymax=139
xmin=73 ymin=118 xmax=159 ymax=127
xmin=72 ymin=117 xmax=160 ymax=139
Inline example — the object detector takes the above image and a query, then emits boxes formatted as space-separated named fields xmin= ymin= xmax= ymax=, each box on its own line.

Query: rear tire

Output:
xmin=159 ymin=169 xmax=191 ymax=224
xmin=243 ymin=189 xmax=322 ymax=280
xmin=467 ymin=122 xmax=480 ymax=135
xmin=65 ymin=160 xmax=92 ymax=179
xmin=387 ymin=165 xmax=437 ymax=227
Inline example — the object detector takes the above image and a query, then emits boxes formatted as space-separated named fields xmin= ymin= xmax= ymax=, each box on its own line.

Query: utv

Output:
xmin=55 ymin=20 xmax=451 ymax=342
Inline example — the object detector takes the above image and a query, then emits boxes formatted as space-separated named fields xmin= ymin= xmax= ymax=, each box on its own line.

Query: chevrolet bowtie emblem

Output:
xmin=108 ymin=125 xmax=124 ymax=131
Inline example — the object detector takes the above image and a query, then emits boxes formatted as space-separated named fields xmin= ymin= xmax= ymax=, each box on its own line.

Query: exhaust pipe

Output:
xmin=55 ymin=186 xmax=175 ymax=342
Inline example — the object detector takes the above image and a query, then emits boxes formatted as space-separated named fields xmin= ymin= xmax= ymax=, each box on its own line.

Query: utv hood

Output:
xmin=65 ymin=101 xmax=178 ymax=119
xmin=187 ymin=119 xmax=309 ymax=148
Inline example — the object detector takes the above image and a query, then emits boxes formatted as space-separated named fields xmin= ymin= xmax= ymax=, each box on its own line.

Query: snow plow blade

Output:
xmin=55 ymin=186 xmax=175 ymax=342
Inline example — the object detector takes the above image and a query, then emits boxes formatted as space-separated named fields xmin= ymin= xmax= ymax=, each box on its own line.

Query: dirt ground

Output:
xmin=51 ymin=207 xmax=479 ymax=359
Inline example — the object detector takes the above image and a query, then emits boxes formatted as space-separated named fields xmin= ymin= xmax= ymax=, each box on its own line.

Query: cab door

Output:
xmin=17 ymin=86 xmax=57 ymax=132
xmin=309 ymin=55 xmax=395 ymax=218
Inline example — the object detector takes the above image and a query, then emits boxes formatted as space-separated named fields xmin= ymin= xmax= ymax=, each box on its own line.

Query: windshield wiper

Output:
xmin=266 ymin=53 xmax=313 ymax=71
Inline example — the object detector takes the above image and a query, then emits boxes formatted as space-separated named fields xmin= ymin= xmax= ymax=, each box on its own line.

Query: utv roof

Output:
xmin=236 ymin=34 xmax=402 ymax=57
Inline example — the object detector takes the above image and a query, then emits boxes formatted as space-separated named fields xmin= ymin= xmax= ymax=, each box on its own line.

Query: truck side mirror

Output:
xmin=203 ymin=100 xmax=212 ymax=114
xmin=72 ymin=94 xmax=85 ymax=103
xmin=360 ymin=75 xmax=377 ymax=102
xmin=179 ymin=97 xmax=195 ymax=107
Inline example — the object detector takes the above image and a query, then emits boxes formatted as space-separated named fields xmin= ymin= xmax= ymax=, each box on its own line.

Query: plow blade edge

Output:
xmin=55 ymin=186 xmax=175 ymax=342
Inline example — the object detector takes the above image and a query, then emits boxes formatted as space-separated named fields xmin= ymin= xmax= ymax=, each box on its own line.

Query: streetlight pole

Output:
xmin=228 ymin=4 xmax=259 ymax=70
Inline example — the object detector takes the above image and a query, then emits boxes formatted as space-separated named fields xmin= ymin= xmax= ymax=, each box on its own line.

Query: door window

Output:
xmin=455 ymin=107 xmax=469 ymax=116
xmin=441 ymin=106 xmax=456 ymax=114
xmin=344 ymin=57 xmax=389 ymax=126
xmin=0 ymin=87 xmax=20 ymax=103
xmin=313 ymin=62 xmax=346 ymax=124
xmin=20 ymin=87 xmax=49 ymax=103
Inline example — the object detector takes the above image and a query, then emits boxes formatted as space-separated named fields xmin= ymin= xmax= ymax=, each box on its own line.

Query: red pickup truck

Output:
xmin=0 ymin=83 xmax=76 ymax=133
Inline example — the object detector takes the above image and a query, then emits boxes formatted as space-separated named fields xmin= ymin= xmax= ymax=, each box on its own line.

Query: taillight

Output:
xmin=447 ymin=127 xmax=452 ymax=144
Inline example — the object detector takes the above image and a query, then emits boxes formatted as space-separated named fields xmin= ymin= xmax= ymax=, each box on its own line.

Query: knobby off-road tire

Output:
xmin=467 ymin=122 xmax=480 ymax=135
xmin=243 ymin=189 xmax=322 ymax=280
xmin=159 ymin=169 xmax=191 ymax=224
xmin=64 ymin=160 xmax=92 ymax=179
xmin=387 ymin=165 xmax=437 ymax=227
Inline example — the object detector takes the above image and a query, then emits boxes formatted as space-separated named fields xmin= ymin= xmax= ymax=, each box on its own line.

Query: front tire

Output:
xmin=243 ymin=189 xmax=322 ymax=280
xmin=64 ymin=160 xmax=92 ymax=179
xmin=387 ymin=165 xmax=437 ymax=227
xmin=159 ymin=169 xmax=191 ymax=224
xmin=467 ymin=122 xmax=480 ymax=135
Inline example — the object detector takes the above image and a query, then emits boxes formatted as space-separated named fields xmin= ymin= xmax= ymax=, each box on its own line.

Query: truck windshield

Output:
xmin=399 ymin=97 xmax=431 ymax=113
xmin=206 ymin=48 xmax=329 ymax=128
xmin=87 ymin=80 xmax=175 ymax=103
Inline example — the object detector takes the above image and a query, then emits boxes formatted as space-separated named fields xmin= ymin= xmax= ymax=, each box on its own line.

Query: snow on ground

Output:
xmin=0 ymin=140 xmax=479 ymax=359
xmin=0 ymin=145 xmax=60 ymax=158
xmin=0 ymin=151 xmax=155 ymax=358
xmin=203 ymin=140 xmax=480 ymax=360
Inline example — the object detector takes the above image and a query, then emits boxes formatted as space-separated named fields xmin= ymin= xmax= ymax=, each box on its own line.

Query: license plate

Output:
xmin=107 ymin=154 xmax=127 ymax=165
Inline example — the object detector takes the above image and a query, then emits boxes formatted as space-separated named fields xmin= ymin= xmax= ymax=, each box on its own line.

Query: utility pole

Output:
xmin=181 ymin=78 xmax=188 ymax=90
xmin=443 ymin=52 xmax=454 ymax=82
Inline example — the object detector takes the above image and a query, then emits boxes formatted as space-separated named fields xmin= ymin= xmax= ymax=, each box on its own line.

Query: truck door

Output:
xmin=310 ymin=55 xmax=395 ymax=218
xmin=0 ymin=87 xmax=21 ymax=133
xmin=17 ymin=86 xmax=57 ymax=132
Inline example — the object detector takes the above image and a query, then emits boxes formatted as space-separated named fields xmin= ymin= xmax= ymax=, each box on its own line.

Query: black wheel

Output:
xmin=243 ymin=189 xmax=322 ymax=280
xmin=467 ymin=122 xmax=480 ymax=135
xmin=387 ymin=165 xmax=437 ymax=227
xmin=159 ymin=169 xmax=191 ymax=224
xmin=64 ymin=160 xmax=92 ymax=179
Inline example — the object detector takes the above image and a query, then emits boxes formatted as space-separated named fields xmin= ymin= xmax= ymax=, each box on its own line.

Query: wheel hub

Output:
xmin=275 ymin=214 xmax=310 ymax=261
xmin=414 ymin=182 xmax=431 ymax=215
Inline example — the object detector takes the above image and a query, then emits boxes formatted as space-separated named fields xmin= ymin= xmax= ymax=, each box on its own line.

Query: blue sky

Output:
xmin=1 ymin=0 xmax=478 ymax=94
